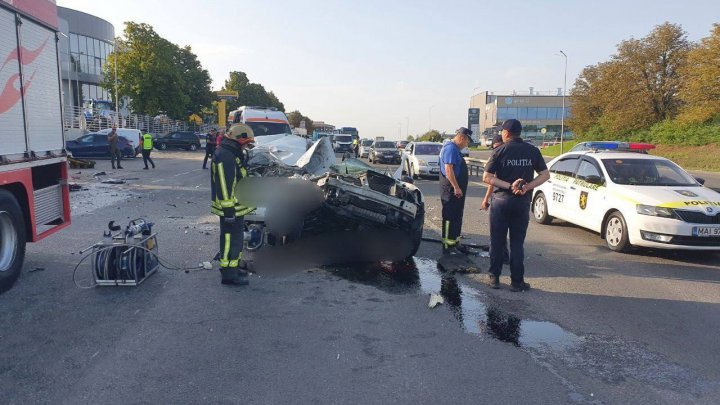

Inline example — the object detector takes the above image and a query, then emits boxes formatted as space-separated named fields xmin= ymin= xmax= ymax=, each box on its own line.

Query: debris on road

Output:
xmin=101 ymin=179 xmax=126 ymax=184
xmin=68 ymin=157 xmax=96 ymax=169
xmin=428 ymin=293 xmax=444 ymax=308
xmin=69 ymin=184 xmax=86 ymax=192
xmin=93 ymin=171 xmax=107 ymax=177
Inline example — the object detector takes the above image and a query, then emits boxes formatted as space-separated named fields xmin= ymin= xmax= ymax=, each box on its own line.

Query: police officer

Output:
xmin=439 ymin=127 xmax=472 ymax=254
xmin=202 ymin=128 xmax=217 ymax=170
xmin=483 ymin=119 xmax=549 ymax=291
xmin=140 ymin=132 xmax=155 ymax=170
xmin=211 ymin=124 xmax=256 ymax=286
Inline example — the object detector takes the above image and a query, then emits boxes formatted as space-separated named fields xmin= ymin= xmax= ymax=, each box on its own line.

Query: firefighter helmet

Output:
xmin=226 ymin=123 xmax=255 ymax=144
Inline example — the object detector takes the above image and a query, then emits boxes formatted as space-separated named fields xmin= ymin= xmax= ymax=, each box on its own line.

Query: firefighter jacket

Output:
xmin=211 ymin=138 xmax=255 ymax=217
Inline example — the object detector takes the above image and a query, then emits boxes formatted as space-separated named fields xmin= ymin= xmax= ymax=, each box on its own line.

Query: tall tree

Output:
xmin=679 ymin=24 xmax=720 ymax=123
xmin=222 ymin=71 xmax=285 ymax=112
xmin=286 ymin=110 xmax=314 ymax=133
xmin=102 ymin=22 xmax=212 ymax=118
xmin=568 ymin=22 xmax=690 ymax=136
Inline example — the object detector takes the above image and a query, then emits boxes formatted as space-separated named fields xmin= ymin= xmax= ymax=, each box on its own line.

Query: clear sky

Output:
xmin=58 ymin=0 xmax=719 ymax=140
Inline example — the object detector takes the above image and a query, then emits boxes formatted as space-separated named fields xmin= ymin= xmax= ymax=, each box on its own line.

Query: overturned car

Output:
xmin=237 ymin=137 xmax=424 ymax=262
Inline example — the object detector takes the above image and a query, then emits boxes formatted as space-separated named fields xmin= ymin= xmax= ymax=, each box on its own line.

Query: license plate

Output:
xmin=693 ymin=226 xmax=720 ymax=237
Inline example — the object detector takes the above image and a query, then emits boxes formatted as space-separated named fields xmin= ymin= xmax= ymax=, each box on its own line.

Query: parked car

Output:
xmin=402 ymin=142 xmax=443 ymax=179
xmin=396 ymin=140 xmax=409 ymax=150
xmin=66 ymin=132 xmax=136 ymax=158
xmin=369 ymin=140 xmax=401 ymax=164
xmin=154 ymin=131 xmax=202 ymax=151
xmin=358 ymin=139 xmax=373 ymax=158
xmin=532 ymin=143 xmax=720 ymax=252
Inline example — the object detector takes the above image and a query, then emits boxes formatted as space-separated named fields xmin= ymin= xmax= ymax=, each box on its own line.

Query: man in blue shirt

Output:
xmin=438 ymin=127 xmax=472 ymax=254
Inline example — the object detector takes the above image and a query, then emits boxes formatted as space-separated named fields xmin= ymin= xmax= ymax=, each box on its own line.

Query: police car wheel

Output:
xmin=159 ymin=143 xmax=167 ymax=150
xmin=605 ymin=212 xmax=630 ymax=252
xmin=189 ymin=144 xmax=198 ymax=151
xmin=532 ymin=192 xmax=553 ymax=225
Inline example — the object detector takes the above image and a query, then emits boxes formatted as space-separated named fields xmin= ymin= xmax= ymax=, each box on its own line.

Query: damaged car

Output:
xmin=237 ymin=137 xmax=425 ymax=262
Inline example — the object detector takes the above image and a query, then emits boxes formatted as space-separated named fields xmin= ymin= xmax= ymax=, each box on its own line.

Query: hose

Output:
xmin=73 ymin=243 xmax=208 ymax=289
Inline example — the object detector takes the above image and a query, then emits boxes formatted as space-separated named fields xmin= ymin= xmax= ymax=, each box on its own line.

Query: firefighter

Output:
xmin=438 ymin=127 xmax=472 ymax=255
xmin=211 ymin=123 xmax=256 ymax=285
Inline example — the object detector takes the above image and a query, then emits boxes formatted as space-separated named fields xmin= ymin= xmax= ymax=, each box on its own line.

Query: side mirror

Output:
xmin=695 ymin=177 xmax=706 ymax=185
xmin=585 ymin=175 xmax=604 ymax=185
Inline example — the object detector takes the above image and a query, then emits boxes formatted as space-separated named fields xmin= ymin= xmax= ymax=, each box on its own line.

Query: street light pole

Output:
xmin=77 ymin=51 xmax=84 ymax=110
xmin=114 ymin=38 xmax=119 ymax=126
xmin=559 ymin=50 xmax=568 ymax=154
xmin=405 ymin=116 xmax=409 ymax=138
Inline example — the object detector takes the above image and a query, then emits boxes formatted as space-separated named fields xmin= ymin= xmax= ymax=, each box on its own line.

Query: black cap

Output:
xmin=456 ymin=127 xmax=472 ymax=138
xmin=492 ymin=134 xmax=503 ymax=146
xmin=501 ymin=119 xmax=522 ymax=134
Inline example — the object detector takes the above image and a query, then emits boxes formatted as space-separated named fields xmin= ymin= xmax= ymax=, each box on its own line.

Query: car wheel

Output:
xmin=0 ymin=190 xmax=26 ymax=293
xmin=189 ymin=144 xmax=198 ymax=151
xmin=159 ymin=143 xmax=168 ymax=150
xmin=605 ymin=212 xmax=630 ymax=252
xmin=532 ymin=192 xmax=553 ymax=225
xmin=411 ymin=164 xmax=418 ymax=180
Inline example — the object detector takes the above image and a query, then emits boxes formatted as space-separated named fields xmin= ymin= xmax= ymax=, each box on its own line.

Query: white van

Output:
xmin=227 ymin=106 xmax=308 ymax=164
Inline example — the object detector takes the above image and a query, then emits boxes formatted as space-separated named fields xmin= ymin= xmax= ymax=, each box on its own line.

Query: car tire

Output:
xmin=532 ymin=192 xmax=553 ymax=225
xmin=159 ymin=143 xmax=168 ymax=150
xmin=0 ymin=190 xmax=26 ymax=293
xmin=188 ymin=144 xmax=198 ymax=151
xmin=605 ymin=212 xmax=630 ymax=252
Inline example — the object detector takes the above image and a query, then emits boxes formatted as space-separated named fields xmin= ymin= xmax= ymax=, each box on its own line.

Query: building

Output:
xmin=312 ymin=121 xmax=335 ymax=132
xmin=57 ymin=7 xmax=115 ymax=113
xmin=470 ymin=90 xmax=573 ymax=142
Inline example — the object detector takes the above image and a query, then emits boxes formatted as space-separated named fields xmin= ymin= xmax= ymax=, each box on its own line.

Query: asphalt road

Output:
xmin=1 ymin=150 xmax=719 ymax=404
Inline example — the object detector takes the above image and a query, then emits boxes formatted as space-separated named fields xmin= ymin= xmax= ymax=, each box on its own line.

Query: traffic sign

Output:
xmin=215 ymin=90 xmax=238 ymax=100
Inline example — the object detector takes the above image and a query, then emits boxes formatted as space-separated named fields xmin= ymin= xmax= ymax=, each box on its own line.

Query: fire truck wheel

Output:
xmin=0 ymin=190 xmax=26 ymax=293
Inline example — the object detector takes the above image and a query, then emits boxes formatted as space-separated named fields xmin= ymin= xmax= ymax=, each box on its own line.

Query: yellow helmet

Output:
xmin=226 ymin=123 xmax=255 ymax=143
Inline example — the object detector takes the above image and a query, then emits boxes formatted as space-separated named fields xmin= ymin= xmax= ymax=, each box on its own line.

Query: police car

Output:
xmin=532 ymin=142 xmax=720 ymax=252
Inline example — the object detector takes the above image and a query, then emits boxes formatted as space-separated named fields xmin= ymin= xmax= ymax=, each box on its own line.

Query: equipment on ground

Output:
xmin=80 ymin=219 xmax=159 ymax=286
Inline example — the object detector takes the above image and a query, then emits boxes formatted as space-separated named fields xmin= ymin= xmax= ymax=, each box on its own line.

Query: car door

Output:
xmin=92 ymin=134 xmax=110 ymax=157
xmin=546 ymin=155 xmax=580 ymax=221
xmin=70 ymin=134 xmax=95 ymax=157
xmin=568 ymin=157 xmax=606 ymax=231
xmin=404 ymin=143 xmax=414 ymax=172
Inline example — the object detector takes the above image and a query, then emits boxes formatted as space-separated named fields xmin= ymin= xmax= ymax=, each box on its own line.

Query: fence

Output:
xmin=62 ymin=106 xmax=212 ymax=138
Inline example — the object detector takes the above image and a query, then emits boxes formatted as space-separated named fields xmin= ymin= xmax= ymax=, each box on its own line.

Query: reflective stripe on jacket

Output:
xmin=210 ymin=138 xmax=255 ymax=217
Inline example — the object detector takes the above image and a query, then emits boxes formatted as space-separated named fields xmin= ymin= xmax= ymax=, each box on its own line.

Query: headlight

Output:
xmin=636 ymin=204 xmax=676 ymax=218
xmin=417 ymin=159 xmax=427 ymax=166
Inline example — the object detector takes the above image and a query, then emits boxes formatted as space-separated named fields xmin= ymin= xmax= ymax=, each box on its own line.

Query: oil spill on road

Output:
xmin=331 ymin=257 xmax=581 ymax=352
xmin=330 ymin=258 xmax=712 ymax=399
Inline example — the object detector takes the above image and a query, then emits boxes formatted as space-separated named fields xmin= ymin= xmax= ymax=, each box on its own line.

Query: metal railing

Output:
xmin=62 ymin=106 xmax=212 ymax=136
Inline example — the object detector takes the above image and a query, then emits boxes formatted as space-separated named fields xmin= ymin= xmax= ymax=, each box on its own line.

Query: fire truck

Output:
xmin=0 ymin=0 xmax=70 ymax=292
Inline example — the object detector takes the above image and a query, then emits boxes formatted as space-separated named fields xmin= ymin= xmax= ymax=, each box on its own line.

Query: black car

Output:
xmin=66 ymin=133 xmax=136 ymax=158
xmin=154 ymin=131 xmax=201 ymax=151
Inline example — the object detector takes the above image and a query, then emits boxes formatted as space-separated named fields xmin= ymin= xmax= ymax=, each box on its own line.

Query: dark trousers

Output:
xmin=203 ymin=149 xmax=215 ymax=169
xmin=219 ymin=216 xmax=244 ymax=269
xmin=440 ymin=181 xmax=467 ymax=249
xmin=142 ymin=149 xmax=155 ymax=168
xmin=489 ymin=194 xmax=530 ymax=283
xmin=110 ymin=146 xmax=122 ymax=168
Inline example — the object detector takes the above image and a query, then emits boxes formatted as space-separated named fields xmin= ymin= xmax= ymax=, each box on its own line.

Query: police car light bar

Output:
xmin=628 ymin=143 xmax=656 ymax=151
xmin=586 ymin=141 xmax=620 ymax=150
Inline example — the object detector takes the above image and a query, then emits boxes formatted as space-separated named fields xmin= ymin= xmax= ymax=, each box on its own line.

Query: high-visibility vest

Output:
xmin=142 ymin=133 xmax=153 ymax=150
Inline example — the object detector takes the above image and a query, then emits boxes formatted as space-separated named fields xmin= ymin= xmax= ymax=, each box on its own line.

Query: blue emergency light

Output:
xmin=586 ymin=141 xmax=620 ymax=150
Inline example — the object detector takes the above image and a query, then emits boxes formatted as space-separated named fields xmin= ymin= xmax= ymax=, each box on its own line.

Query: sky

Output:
xmin=58 ymin=0 xmax=719 ymax=140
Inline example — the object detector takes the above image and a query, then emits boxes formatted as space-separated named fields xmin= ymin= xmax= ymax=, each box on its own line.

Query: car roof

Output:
xmin=558 ymin=151 xmax=670 ymax=161
xmin=413 ymin=142 xmax=442 ymax=145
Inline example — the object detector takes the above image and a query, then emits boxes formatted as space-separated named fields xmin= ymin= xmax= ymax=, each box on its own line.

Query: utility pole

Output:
xmin=559 ymin=50 xmax=567 ymax=154
xmin=114 ymin=39 xmax=119 ymax=126
xmin=405 ymin=116 xmax=409 ymax=138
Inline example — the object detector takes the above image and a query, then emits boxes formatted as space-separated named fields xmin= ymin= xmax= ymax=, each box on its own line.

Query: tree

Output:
xmin=406 ymin=135 xmax=415 ymax=142
xmin=568 ymin=22 xmax=690 ymax=137
xmin=222 ymin=71 xmax=285 ymax=112
xmin=418 ymin=130 xmax=442 ymax=142
xmin=286 ymin=110 xmax=314 ymax=133
xmin=678 ymin=24 xmax=720 ymax=123
xmin=102 ymin=22 xmax=212 ymax=119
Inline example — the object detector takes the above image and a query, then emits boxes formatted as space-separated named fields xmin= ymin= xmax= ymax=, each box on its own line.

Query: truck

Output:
xmin=0 ymin=0 xmax=71 ymax=292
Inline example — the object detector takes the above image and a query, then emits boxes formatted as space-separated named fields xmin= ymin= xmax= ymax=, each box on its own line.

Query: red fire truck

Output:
xmin=0 ymin=0 xmax=70 ymax=292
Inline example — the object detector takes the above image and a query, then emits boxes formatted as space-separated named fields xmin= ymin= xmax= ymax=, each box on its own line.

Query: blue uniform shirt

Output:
xmin=485 ymin=137 xmax=548 ymax=196
xmin=439 ymin=142 xmax=463 ymax=177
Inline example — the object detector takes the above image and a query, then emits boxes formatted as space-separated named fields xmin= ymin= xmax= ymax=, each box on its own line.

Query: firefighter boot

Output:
xmin=220 ymin=267 xmax=249 ymax=286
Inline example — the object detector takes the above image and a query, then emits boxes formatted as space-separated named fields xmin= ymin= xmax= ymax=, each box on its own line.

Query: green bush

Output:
xmin=576 ymin=121 xmax=720 ymax=146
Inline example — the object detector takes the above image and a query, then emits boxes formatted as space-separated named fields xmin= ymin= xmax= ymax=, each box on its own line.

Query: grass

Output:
xmin=541 ymin=140 xmax=720 ymax=172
